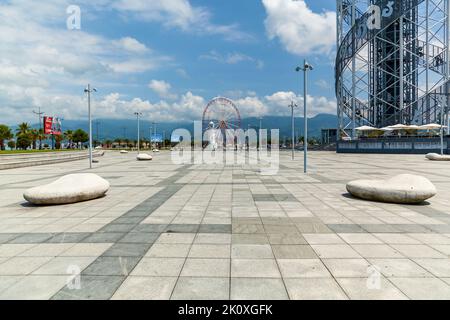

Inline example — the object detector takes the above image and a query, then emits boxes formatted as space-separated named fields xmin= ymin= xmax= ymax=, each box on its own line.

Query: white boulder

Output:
xmin=120 ymin=150 xmax=128 ymax=154
xmin=426 ymin=153 xmax=450 ymax=161
xmin=346 ymin=174 xmax=436 ymax=204
xmin=23 ymin=173 xmax=110 ymax=205
xmin=153 ymin=149 xmax=160 ymax=153
xmin=137 ymin=153 xmax=153 ymax=161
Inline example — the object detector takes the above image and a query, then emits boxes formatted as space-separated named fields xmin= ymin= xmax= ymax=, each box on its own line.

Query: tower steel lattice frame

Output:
xmin=336 ymin=0 xmax=450 ymax=139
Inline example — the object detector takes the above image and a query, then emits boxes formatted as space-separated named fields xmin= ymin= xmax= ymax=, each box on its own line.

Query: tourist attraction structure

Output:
xmin=336 ymin=0 xmax=450 ymax=153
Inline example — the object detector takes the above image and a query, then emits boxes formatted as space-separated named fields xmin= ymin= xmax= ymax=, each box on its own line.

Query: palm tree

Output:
xmin=16 ymin=122 xmax=30 ymax=136
xmin=0 ymin=124 xmax=13 ymax=150
xmin=64 ymin=130 xmax=74 ymax=148
xmin=29 ymin=129 xmax=39 ymax=150
xmin=37 ymin=128 xmax=46 ymax=150
xmin=105 ymin=140 xmax=112 ymax=149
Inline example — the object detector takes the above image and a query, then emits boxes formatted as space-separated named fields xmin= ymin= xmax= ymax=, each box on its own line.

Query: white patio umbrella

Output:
xmin=388 ymin=124 xmax=410 ymax=130
xmin=419 ymin=123 xmax=448 ymax=130
xmin=355 ymin=125 xmax=379 ymax=131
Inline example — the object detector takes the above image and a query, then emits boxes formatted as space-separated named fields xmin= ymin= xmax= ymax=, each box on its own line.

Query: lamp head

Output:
xmin=295 ymin=66 xmax=301 ymax=72
xmin=304 ymin=62 xmax=313 ymax=70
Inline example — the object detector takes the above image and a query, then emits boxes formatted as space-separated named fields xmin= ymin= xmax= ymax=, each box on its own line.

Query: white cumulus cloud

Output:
xmin=262 ymin=0 xmax=336 ymax=55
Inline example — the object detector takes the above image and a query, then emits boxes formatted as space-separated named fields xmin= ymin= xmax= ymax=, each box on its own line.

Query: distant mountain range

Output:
xmin=22 ymin=114 xmax=338 ymax=141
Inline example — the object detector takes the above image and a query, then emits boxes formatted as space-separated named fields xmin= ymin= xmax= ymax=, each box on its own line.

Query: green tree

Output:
xmin=37 ymin=128 xmax=46 ymax=150
xmin=29 ymin=129 xmax=39 ymax=150
xmin=55 ymin=134 xmax=63 ymax=149
xmin=72 ymin=129 xmax=89 ymax=145
xmin=7 ymin=140 xmax=16 ymax=150
xmin=16 ymin=134 xmax=32 ymax=150
xmin=64 ymin=130 xmax=74 ymax=148
xmin=16 ymin=122 xmax=31 ymax=136
xmin=0 ymin=124 xmax=13 ymax=150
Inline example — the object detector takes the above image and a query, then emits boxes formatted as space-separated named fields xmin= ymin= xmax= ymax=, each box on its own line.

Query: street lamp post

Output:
xmin=135 ymin=112 xmax=142 ymax=153
xmin=84 ymin=84 xmax=97 ymax=169
xmin=33 ymin=107 xmax=44 ymax=150
xmin=288 ymin=101 xmax=298 ymax=160
xmin=296 ymin=60 xmax=314 ymax=173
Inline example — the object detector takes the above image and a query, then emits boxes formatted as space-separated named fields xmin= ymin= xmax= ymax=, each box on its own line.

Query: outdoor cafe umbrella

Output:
xmin=419 ymin=123 xmax=447 ymax=130
xmin=355 ymin=125 xmax=379 ymax=131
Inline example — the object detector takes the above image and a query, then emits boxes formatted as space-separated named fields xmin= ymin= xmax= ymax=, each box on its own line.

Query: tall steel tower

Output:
xmin=336 ymin=0 xmax=450 ymax=139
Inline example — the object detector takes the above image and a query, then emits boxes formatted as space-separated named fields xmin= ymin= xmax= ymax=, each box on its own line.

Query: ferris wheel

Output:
xmin=202 ymin=97 xmax=241 ymax=148
xmin=202 ymin=97 xmax=241 ymax=131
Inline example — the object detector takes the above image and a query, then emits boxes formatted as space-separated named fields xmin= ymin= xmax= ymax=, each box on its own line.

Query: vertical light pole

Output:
xmin=440 ymin=104 xmax=445 ymax=155
xmin=84 ymin=84 xmax=97 ymax=169
xmin=288 ymin=101 xmax=298 ymax=160
xmin=296 ymin=60 xmax=313 ymax=173
xmin=163 ymin=130 xmax=166 ymax=149
xmin=95 ymin=120 xmax=100 ymax=146
xmin=33 ymin=107 xmax=44 ymax=149
xmin=135 ymin=112 xmax=142 ymax=153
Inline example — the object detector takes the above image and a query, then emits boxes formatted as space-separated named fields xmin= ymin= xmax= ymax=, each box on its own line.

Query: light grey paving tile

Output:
xmin=430 ymin=244 xmax=450 ymax=256
xmin=19 ymin=244 xmax=75 ymax=257
xmin=338 ymin=233 xmax=383 ymax=244
xmin=32 ymin=257 xmax=96 ymax=275
xmin=272 ymin=245 xmax=318 ymax=259
xmin=413 ymin=259 xmax=450 ymax=277
xmin=278 ymin=259 xmax=331 ymax=278
xmin=145 ymin=244 xmax=191 ymax=258
xmin=60 ymin=243 xmax=113 ymax=257
xmin=0 ymin=276 xmax=24 ymax=293
xmin=232 ymin=234 xmax=269 ymax=245
xmin=230 ymin=278 xmax=288 ymax=300
xmin=351 ymin=244 xmax=404 ymax=258
xmin=112 ymin=276 xmax=177 ymax=300
xmin=171 ymin=277 xmax=229 ymax=300
xmin=189 ymin=244 xmax=230 ymax=258
xmin=390 ymin=278 xmax=450 ymax=300
xmin=156 ymin=233 xmax=196 ymax=244
xmin=131 ymin=258 xmax=185 ymax=277
xmin=0 ymin=257 xmax=52 ymax=275
xmin=368 ymin=259 xmax=432 ymax=278
xmin=303 ymin=234 xmax=344 ymax=245
xmin=231 ymin=244 xmax=274 ymax=259
xmin=0 ymin=275 xmax=68 ymax=300
xmin=0 ymin=244 xmax=37 ymax=258
xmin=180 ymin=258 xmax=230 ymax=277
xmin=311 ymin=244 xmax=362 ymax=259
xmin=391 ymin=245 xmax=447 ymax=258
xmin=372 ymin=233 xmax=421 ymax=244
xmin=323 ymin=259 xmax=372 ymax=278
xmin=337 ymin=278 xmax=408 ymax=300
xmin=284 ymin=278 xmax=348 ymax=300
xmin=231 ymin=259 xmax=281 ymax=278
xmin=194 ymin=233 xmax=232 ymax=244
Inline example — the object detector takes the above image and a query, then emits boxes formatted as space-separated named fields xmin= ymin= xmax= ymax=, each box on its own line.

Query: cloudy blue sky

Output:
xmin=0 ymin=0 xmax=337 ymax=125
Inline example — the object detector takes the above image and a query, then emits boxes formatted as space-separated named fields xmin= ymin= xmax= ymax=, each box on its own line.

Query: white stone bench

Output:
xmin=137 ymin=153 xmax=153 ymax=161
xmin=425 ymin=153 xmax=450 ymax=161
xmin=346 ymin=174 xmax=436 ymax=204
xmin=23 ymin=173 xmax=110 ymax=205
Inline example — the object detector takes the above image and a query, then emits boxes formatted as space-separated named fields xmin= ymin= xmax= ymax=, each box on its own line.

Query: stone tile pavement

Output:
xmin=0 ymin=151 xmax=449 ymax=299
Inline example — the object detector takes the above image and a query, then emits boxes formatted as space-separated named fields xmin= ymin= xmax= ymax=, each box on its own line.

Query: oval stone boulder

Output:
xmin=425 ymin=153 xmax=450 ymax=161
xmin=137 ymin=153 xmax=153 ymax=161
xmin=346 ymin=174 xmax=436 ymax=204
xmin=24 ymin=173 xmax=110 ymax=205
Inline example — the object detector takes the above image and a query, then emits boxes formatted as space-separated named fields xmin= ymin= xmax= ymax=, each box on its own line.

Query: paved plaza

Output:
xmin=0 ymin=151 xmax=450 ymax=300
